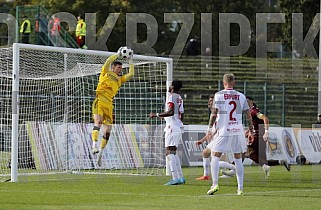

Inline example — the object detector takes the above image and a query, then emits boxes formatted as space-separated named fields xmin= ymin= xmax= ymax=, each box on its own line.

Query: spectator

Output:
xmin=20 ymin=16 xmax=31 ymax=44
xmin=76 ymin=14 xmax=87 ymax=49
xmin=49 ymin=15 xmax=60 ymax=46
xmin=35 ymin=14 xmax=48 ymax=45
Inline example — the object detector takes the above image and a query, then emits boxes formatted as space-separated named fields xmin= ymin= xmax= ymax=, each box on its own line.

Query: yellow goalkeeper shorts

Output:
xmin=92 ymin=98 xmax=113 ymax=125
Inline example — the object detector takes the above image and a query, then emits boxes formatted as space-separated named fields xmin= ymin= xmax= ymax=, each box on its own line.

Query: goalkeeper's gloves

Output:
xmin=117 ymin=46 xmax=123 ymax=56
xmin=128 ymin=54 xmax=133 ymax=65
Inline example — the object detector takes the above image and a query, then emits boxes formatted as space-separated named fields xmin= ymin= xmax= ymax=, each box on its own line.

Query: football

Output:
xmin=120 ymin=46 xmax=133 ymax=59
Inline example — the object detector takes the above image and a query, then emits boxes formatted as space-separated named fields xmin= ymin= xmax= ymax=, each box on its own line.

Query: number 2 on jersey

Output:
xmin=229 ymin=101 xmax=236 ymax=121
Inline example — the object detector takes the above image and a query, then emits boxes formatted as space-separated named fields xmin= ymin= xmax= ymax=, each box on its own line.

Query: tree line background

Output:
xmin=0 ymin=0 xmax=320 ymax=57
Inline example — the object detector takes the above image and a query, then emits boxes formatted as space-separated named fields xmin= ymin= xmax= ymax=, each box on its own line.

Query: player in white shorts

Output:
xmin=149 ymin=80 xmax=185 ymax=186
xmin=195 ymin=130 xmax=247 ymax=179
xmin=206 ymin=73 xmax=254 ymax=196
xmin=195 ymin=96 xmax=247 ymax=180
xmin=206 ymin=132 xmax=247 ymax=153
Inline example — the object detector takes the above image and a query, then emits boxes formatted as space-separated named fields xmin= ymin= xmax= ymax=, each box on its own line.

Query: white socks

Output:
xmin=203 ymin=157 xmax=210 ymax=176
xmin=168 ymin=154 xmax=178 ymax=180
xmin=234 ymin=158 xmax=244 ymax=190
xmin=175 ymin=154 xmax=183 ymax=179
xmin=93 ymin=141 xmax=97 ymax=148
xmin=210 ymin=156 xmax=220 ymax=186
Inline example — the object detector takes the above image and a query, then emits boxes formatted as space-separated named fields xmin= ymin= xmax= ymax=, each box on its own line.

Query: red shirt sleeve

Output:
xmin=167 ymin=102 xmax=174 ymax=108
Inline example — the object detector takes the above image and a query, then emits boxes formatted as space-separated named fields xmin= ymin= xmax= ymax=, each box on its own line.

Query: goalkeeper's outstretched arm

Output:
xmin=99 ymin=53 xmax=119 ymax=81
xmin=123 ymin=57 xmax=134 ymax=81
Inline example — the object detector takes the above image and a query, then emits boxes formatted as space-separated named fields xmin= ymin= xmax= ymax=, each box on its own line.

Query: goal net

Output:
xmin=0 ymin=43 xmax=172 ymax=181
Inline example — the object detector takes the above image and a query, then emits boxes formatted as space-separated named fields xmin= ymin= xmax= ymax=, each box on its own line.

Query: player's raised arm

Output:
xmin=123 ymin=54 xmax=134 ymax=82
xmin=99 ymin=54 xmax=119 ymax=81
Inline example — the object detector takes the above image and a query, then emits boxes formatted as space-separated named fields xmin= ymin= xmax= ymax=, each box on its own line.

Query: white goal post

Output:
xmin=1 ymin=43 xmax=173 ymax=182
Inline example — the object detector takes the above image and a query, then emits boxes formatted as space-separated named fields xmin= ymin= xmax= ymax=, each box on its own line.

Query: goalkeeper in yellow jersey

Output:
xmin=92 ymin=47 xmax=134 ymax=166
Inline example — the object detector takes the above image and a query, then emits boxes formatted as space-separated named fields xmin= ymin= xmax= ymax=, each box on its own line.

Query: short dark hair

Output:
xmin=318 ymin=114 xmax=321 ymax=118
xmin=209 ymin=94 xmax=214 ymax=98
xmin=112 ymin=61 xmax=122 ymax=67
xmin=172 ymin=80 xmax=182 ymax=91
xmin=246 ymin=96 xmax=257 ymax=107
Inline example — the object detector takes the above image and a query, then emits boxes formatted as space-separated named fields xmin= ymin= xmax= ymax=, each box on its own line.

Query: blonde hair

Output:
xmin=223 ymin=73 xmax=235 ymax=83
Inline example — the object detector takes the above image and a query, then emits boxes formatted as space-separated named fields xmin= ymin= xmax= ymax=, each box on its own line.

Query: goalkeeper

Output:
xmin=91 ymin=47 xmax=134 ymax=166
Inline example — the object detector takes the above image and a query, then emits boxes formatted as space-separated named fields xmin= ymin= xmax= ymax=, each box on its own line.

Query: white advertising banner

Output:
xmin=268 ymin=127 xmax=300 ymax=164
xmin=26 ymin=122 xmax=162 ymax=170
xmin=181 ymin=126 xmax=321 ymax=166
xmin=23 ymin=122 xmax=321 ymax=170
xmin=296 ymin=129 xmax=321 ymax=163
xmin=180 ymin=125 xmax=208 ymax=166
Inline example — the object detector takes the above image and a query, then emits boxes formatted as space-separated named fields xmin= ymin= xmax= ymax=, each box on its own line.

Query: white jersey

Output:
xmin=164 ymin=93 xmax=184 ymax=132
xmin=214 ymin=88 xmax=249 ymax=136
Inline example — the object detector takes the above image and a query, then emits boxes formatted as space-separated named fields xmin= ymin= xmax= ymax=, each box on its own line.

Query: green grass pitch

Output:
xmin=1 ymin=165 xmax=321 ymax=210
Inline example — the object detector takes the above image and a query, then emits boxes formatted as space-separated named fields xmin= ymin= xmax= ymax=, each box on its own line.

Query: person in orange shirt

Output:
xmin=49 ymin=15 xmax=60 ymax=46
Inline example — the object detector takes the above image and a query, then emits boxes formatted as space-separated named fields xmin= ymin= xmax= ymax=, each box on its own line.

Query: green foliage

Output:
xmin=8 ymin=0 xmax=276 ymax=55
xmin=279 ymin=0 xmax=320 ymax=53
xmin=5 ymin=0 xmax=321 ymax=56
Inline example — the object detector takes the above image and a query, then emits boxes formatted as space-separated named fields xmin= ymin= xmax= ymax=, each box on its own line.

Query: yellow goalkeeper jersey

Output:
xmin=95 ymin=54 xmax=134 ymax=102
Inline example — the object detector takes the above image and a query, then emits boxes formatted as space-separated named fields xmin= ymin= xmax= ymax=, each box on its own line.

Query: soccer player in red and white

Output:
xmin=196 ymin=128 xmax=247 ymax=180
xmin=149 ymin=81 xmax=185 ymax=185
xmin=195 ymin=94 xmax=247 ymax=180
xmin=206 ymin=73 xmax=253 ymax=196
